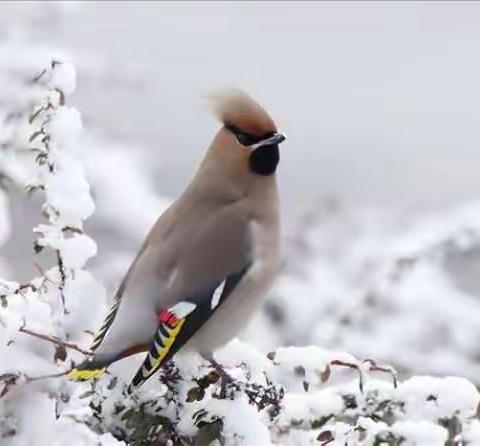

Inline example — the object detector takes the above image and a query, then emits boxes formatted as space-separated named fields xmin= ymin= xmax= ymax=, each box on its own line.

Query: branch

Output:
xmin=19 ymin=327 xmax=92 ymax=356
xmin=0 ymin=369 xmax=72 ymax=399
xmin=24 ymin=369 xmax=71 ymax=382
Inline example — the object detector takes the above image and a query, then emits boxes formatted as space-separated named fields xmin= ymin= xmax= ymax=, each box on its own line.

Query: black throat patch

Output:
xmin=249 ymin=144 xmax=280 ymax=176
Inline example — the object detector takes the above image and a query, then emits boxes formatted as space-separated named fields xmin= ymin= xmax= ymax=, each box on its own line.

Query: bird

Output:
xmin=68 ymin=89 xmax=286 ymax=394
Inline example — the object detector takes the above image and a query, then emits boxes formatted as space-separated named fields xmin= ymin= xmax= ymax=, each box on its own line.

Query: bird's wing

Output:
xmin=89 ymin=244 xmax=147 ymax=352
xmin=126 ymin=263 xmax=250 ymax=393
xmin=123 ymin=204 xmax=252 ymax=392
xmin=90 ymin=298 xmax=121 ymax=352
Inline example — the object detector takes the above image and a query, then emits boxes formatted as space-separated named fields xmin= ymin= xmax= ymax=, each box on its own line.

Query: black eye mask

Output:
xmin=225 ymin=124 xmax=275 ymax=147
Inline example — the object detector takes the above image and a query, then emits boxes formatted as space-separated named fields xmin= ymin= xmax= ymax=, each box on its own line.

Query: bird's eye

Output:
xmin=225 ymin=124 xmax=256 ymax=147
xmin=235 ymin=132 xmax=256 ymax=147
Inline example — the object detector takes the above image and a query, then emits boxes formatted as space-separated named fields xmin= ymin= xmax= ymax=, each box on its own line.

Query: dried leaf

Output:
xmin=33 ymin=241 xmax=44 ymax=254
xmin=28 ymin=107 xmax=44 ymax=124
xmin=317 ymin=430 xmax=334 ymax=444
xmin=303 ymin=380 xmax=309 ymax=392
xmin=266 ymin=351 xmax=276 ymax=361
xmin=28 ymin=130 xmax=43 ymax=143
xmin=0 ymin=374 xmax=18 ymax=399
xmin=294 ymin=365 xmax=306 ymax=377
xmin=320 ymin=365 xmax=331 ymax=383
xmin=54 ymin=345 xmax=67 ymax=362
xmin=107 ymin=376 xmax=118 ymax=390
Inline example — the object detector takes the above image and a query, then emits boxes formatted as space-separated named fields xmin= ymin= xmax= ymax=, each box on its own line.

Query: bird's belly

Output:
xmin=185 ymin=260 xmax=277 ymax=357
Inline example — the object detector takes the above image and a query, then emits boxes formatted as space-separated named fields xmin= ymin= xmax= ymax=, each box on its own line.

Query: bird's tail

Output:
xmin=68 ymin=354 xmax=112 ymax=381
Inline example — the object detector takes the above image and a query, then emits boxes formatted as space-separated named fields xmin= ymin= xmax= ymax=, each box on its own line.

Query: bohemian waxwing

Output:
xmin=69 ymin=89 xmax=286 ymax=393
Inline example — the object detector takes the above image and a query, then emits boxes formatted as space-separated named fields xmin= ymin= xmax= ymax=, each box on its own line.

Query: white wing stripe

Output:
xmin=211 ymin=280 xmax=226 ymax=310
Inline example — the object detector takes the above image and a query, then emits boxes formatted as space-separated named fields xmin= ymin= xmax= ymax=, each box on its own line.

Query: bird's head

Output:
xmin=208 ymin=89 xmax=286 ymax=176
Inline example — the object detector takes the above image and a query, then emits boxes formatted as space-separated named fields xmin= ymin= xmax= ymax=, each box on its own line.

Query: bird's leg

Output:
xmin=209 ymin=358 xmax=239 ymax=399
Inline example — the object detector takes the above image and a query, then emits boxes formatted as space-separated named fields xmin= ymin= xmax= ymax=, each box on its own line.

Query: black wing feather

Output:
xmin=127 ymin=264 xmax=250 ymax=393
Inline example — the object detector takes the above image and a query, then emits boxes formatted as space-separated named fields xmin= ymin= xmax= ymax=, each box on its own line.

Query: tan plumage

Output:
xmin=209 ymin=88 xmax=277 ymax=136
xmin=69 ymin=89 xmax=286 ymax=391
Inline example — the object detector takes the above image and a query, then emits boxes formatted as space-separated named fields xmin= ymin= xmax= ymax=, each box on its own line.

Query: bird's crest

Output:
xmin=209 ymin=88 xmax=277 ymax=137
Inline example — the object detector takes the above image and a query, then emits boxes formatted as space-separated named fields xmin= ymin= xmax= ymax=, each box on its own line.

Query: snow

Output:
xmin=271 ymin=346 xmax=357 ymax=388
xmin=6 ymin=392 xmax=123 ymax=446
xmin=63 ymin=270 xmax=107 ymax=336
xmin=0 ymin=60 xmax=110 ymax=445
xmin=278 ymin=390 xmax=344 ymax=429
xmin=34 ymin=225 xmax=97 ymax=269
xmin=82 ymin=141 xmax=171 ymax=242
xmin=0 ymin=307 xmax=23 ymax=344
xmin=46 ymin=106 xmax=83 ymax=148
xmin=391 ymin=420 xmax=448 ymax=446
xmin=254 ymin=201 xmax=480 ymax=385
xmin=0 ymin=191 xmax=11 ymax=248
xmin=215 ymin=339 xmax=272 ymax=376
xmin=49 ymin=61 xmax=77 ymax=95
xmin=0 ymin=279 xmax=19 ymax=296
xmin=464 ymin=420 xmax=480 ymax=445
xmin=43 ymin=156 xmax=95 ymax=226
xmin=397 ymin=376 xmax=480 ymax=420
xmin=201 ymin=398 xmax=273 ymax=446
xmin=56 ymin=234 xmax=97 ymax=269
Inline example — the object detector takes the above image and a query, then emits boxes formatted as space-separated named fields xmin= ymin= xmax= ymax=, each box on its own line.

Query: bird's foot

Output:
xmin=209 ymin=359 xmax=239 ymax=399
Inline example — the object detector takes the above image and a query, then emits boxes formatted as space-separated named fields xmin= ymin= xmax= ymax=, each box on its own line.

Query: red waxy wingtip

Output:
xmin=157 ymin=308 xmax=179 ymax=326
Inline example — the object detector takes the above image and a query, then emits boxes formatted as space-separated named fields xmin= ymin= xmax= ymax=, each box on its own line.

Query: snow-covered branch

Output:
xmin=0 ymin=61 xmax=112 ymax=444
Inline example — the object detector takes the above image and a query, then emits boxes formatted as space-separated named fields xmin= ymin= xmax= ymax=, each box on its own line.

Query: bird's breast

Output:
xmin=186 ymin=219 xmax=280 ymax=356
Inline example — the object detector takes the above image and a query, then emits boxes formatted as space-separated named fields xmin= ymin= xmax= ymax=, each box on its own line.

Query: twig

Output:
xmin=24 ymin=369 xmax=71 ymax=382
xmin=362 ymin=359 xmax=398 ymax=388
xmin=329 ymin=359 xmax=398 ymax=392
xmin=19 ymin=327 xmax=92 ymax=356
xmin=0 ymin=369 xmax=73 ymax=398
xmin=32 ymin=68 xmax=47 ymax=83
xmin=33 ymin=262 xmax=60 ymax=289
xmin=56 ymin=251 xmax=68 ymax=314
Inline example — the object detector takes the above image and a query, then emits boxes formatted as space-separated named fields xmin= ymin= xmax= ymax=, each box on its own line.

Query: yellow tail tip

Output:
xmin=68 ymin=367 xmax=105 ymax=381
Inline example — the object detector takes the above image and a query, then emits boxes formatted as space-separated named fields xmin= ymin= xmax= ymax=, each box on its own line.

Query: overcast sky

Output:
xmin=5 ymin=1 xmax=480 ymax=217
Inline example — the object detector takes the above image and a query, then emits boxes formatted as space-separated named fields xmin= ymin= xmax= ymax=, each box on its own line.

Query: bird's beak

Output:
xmin=251 ymin=132 xmax=286 ymax=150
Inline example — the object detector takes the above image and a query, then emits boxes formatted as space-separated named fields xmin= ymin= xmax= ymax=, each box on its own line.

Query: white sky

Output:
xmin=4 ymin=1 xmax=480 ymax=216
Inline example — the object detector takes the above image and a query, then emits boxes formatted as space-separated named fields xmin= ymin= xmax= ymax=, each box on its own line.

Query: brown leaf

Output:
xmin=303 ymin=381 xmax=309 ymax=392
xmin=29 ymin=130 xmax=43 ymax=143
xmin=0 ymin=374 xmax=18 ymax=399
xmin=54 ymin=345 xmax=67 ymax=362
xmin=317 ymin=430 xmax=334 ymax=444
xmin=320 ymin=365 xmax=331 ymax=383
xmin=28 ymin=107 xmax=44 ymax=124
xmin=187 ymin=387 xmax=205 ymax=402
xmin=294 ymin=365 xmax=306 ymax=377
xmin=107 ymin=376 xmax=118 ymax=390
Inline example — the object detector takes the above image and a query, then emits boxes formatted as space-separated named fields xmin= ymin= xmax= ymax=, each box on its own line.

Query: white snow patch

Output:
xmin=49 ymin=61 xmax=77 ymax=95
xmin=58 ymin=234 xmax=97 ymax=269
xmin=44 ymin=157 xmax=95 ymax=226
xmin=391 ymin=420 xmax=448 ymax=446
xmin=0 ymin=278 xmax=19 ymax=295
xmin=0 ymin=191 xmax=11 ymax=247
xmin=398 ymin=375 xmax=480 ymax=420
xmin=47 ymin=106 xmax=83 ymax=148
